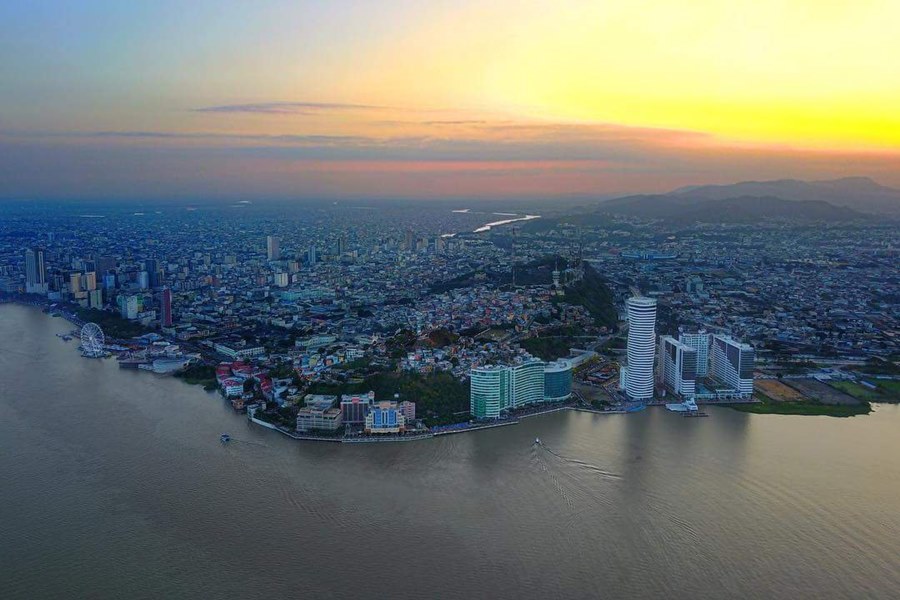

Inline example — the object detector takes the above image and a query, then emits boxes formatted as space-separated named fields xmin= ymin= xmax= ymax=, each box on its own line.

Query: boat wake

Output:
xmin=536 ymin=441 xmax=621 ymax=480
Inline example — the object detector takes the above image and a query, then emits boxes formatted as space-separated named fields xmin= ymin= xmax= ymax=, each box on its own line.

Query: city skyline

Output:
xmin=2 ymin=1 xmax=900 ymax=201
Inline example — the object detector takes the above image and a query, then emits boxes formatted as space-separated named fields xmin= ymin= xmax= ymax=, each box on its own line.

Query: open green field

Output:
xmin=829 ymin=380 xmax=900 ymax=403
xmin=724 ymin=391 xmax=872 ymax=417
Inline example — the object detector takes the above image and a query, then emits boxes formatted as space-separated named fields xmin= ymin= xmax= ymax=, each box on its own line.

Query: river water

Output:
xmin=1 ymin=304 xmax=899 ymax=599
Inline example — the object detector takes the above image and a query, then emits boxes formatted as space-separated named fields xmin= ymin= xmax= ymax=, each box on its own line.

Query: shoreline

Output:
xmin=6 ymin=298 xmax=887 ymax=449
xmin=246 ymin=402 xmax=626 ymax=444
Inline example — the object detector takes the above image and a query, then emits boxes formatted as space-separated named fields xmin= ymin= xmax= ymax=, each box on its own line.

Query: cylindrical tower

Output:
xmin=625 ymin=297 xmax=657 ymax=401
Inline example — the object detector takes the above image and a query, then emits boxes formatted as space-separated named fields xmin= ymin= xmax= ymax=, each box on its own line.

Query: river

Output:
xmin=1 ymin=304 xmax=898 ymax=599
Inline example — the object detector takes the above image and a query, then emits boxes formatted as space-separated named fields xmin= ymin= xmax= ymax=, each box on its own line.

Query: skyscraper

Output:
xmin=470 ymin=366 xmax=509 ymax=419
xmin=509 ymin=360 xmax=545 ymax=408
xmin=160 ymin=287 xmax=173 ymax=327
xmin=658 ymin=336 xmax=698 ymax=398
xmin=267 ymin=236 xmax=281 ymax=261
xmin=470 ymin=360 xmax=570 ymax=419
xmin=710 ymin=334 xmax=755 ymax=397
xmin=543 ymin=360 xmax=574 ymax=402
xmin=69 ymin=272 xmax=83 ymax=294
xmin=83 ymin=271 xmax=97 ymax=291
xmin=144 ymin=259 xmax=158 ymax=287
xmin=623 ymin=296 xmax=657 ymax=401
xmin=25 ymin=247 xmax=48 ymax=294
xmin=679 ymin=331 xmax=710 ymax=376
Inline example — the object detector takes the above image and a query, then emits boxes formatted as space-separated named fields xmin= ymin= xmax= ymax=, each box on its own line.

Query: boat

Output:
xmin=665 ymin=398 xmax=699 ymax=413
xmin=220 ymin=433 xmax=231 ymax=443
xmin=535 ymin=437 xmax=541 ymax=445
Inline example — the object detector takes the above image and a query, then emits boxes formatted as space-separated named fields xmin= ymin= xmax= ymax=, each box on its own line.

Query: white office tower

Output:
xmin=266 ymin=236 xmax=281 ymax=261
xmin=470 ymin=366 xmax=509 ymax=419
xmin=679 ymin=331 xmax=710 ymax=376
xmin=623 ymin=296 xmax=657 ymax=401
xmin=710 ymin=334 xmax=755 ymax=398
xmin=25 ymin=247 xmax=48 ymax=295
xmin=658 ymin=336 xmax=698 ymax=399
xmin=509 ymin=360 xmax=545 ymax=408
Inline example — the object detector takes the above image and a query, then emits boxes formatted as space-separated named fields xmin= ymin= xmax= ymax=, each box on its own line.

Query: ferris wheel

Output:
xmin=80 ymin=322 xmax=105 ymax=357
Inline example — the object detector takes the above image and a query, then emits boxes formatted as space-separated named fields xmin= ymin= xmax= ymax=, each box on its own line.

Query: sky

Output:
xmin=1 ymin=0 xmax=899 ymax=201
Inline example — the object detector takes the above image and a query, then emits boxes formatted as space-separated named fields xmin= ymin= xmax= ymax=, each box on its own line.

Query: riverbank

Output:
xmin=246 ymin=401 xmax=613 ymax=443
xmin=723 ymin=393 xmax=872 ymax=417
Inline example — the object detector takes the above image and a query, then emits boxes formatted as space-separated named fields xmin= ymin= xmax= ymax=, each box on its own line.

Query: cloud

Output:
xmin=192 ymin=101 xmax=385 ymax=114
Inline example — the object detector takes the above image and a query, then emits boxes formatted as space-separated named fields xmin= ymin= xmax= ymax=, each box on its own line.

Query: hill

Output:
xmin=598 ymin=194 xmax=865 ymax=223
xmin=669 ymin=177 xmax=900 ymax=215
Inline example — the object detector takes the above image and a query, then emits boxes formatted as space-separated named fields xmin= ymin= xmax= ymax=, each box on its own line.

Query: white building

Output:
xmin=25 ymin=247 xmax=48 ymax=295
xmin=470 ymin=365 xmax=509 ymax=419
xmin=623 ymin=296 xmax=657 ymax=401
xmin=679 ymin=331 xmax=710 ymax=376
xmin=710 ymin=334 xmax=755 ymax=397
xmin=509 ymin=360 xmax=545 ymax=408
xmin=118 ymin=294 xmax=140 ymax=320
xmin=658 ymin=336 xmax=698 ymax=399
xmin=214 ymin=343 xmax=265 ymax=360
xmin=471 ymin=359 xmax=573 ymax=419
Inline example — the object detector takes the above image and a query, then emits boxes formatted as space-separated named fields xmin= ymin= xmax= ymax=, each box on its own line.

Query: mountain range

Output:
xmin=587 ymin=177 xmax=900 ymax=224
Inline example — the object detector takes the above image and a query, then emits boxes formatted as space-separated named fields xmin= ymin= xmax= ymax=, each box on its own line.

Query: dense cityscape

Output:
xmin=1 ymin=199 xmax=897 ymax=440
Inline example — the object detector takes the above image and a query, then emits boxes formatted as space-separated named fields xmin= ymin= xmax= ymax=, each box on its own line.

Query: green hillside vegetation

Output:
xmin=558 ymin=262 xmax=617 ymax=330
xmin=520 ymin=325 xmax=582 ymax=361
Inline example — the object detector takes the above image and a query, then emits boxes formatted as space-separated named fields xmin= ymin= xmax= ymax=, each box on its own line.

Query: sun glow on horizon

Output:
xmin=1 ymin=0 xmax=899 ymax=199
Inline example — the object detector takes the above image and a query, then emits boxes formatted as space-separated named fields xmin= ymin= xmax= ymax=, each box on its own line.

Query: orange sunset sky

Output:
xmin=2 ymin=0 xmax=899 ymax=200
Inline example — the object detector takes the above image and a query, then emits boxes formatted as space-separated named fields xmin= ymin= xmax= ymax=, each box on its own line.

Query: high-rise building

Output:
xmin=307 ymin=245 xmax=317 ymax=265
xmin=69 ymin=272 xmax=83 ymax=294
xmin=543 ymin=360 xmax=574 ymax=402
xmin=138 ymin=271 xmax=150 ymax=289
xmin=25 ymin=247 xmax=48 ymax=294
xmin=88 ymin=289 xmax=103 ymax=309
xmin=658 ymin=336 xmax=698 ymax=399
xmin=679 ymin=331 xmax=710 ymax=376
xmin=470 ymin=360 xmax=572 ymax=419
xmin=144 ymin=259 xmax=159 ymax=287
xmin=710 ymin=335 xmax=755 ymax=397
xmin=83 ymin=271 xmax=97 ymax=292
xmin=509 ymin=360 xmax=545 ymax=408
xmin=267 ymin=236 xmax=281 ymax=261
xmin=623 ymin=296 xmax=657 ymax=401
xmin=274 ymin=272 xmax=289 ymax=287
xmin=160 ymin=287 xmax=173 ymax=327
xmin=118 ymin=294 xmax=140 ymax=320
xmin=470 ymin=366 xmax=510 ymax=419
